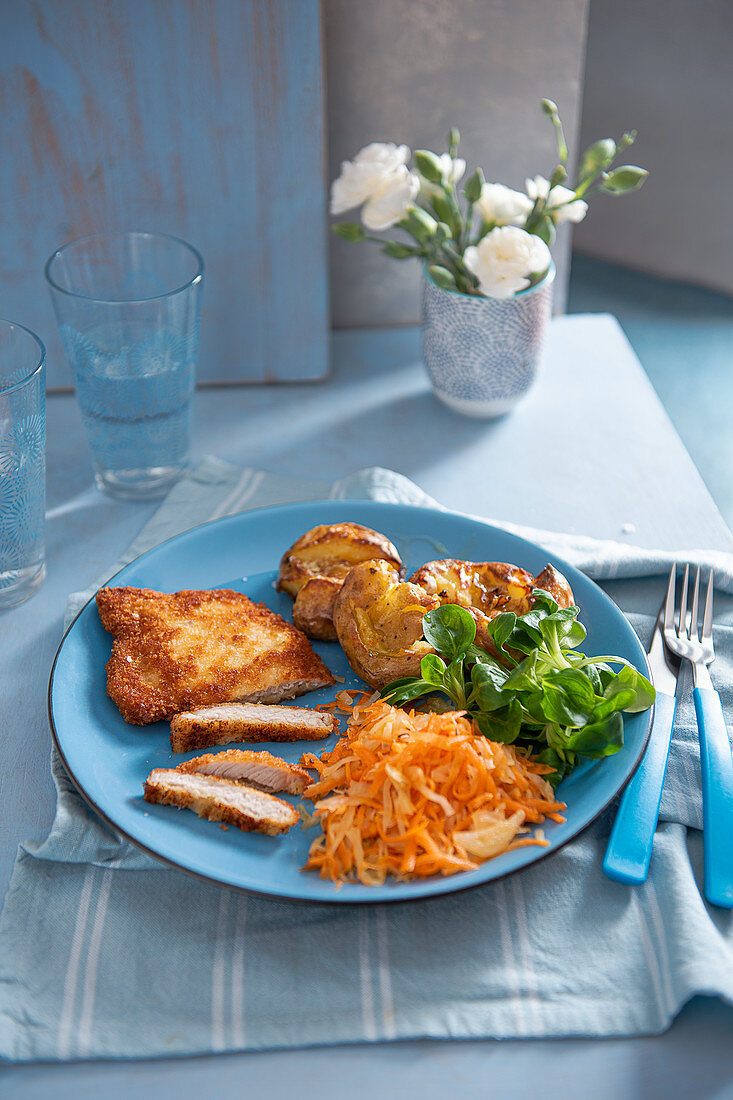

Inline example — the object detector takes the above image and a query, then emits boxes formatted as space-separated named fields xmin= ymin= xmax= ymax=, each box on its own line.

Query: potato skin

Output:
xmin=333 ymin=560 xmax=440 ymax=687
xmin=292 ymin=577 xmax=342 ymax=641
xmin=277 ymin=523 xmax=403 ymax=640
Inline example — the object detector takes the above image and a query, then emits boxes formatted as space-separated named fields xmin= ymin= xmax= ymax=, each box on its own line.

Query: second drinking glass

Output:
xmin=46 ymin=232 xmax=204 ymax=500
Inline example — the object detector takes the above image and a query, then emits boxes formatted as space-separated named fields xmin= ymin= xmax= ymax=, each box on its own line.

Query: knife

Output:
xmin=602 ymin=601 xmax=679 ymax=885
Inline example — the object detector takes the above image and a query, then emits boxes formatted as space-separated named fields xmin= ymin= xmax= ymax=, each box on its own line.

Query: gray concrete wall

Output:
xmin=574 ymin=0 xmax=733 ymax=294
xmin=325 ymin=0 xmax=590 ymax=326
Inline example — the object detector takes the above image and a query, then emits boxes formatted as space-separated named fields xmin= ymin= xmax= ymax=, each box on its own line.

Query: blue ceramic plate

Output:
xmin=49 ymin=500 xmax=651 ymax=904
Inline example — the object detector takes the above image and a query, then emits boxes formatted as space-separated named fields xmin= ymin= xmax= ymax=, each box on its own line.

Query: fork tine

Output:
xmin=663 ymin=563 xmax=676 ymax=630
xmin=690 ymin=566 xmax=702 ymax=641
xmin=679 ymin=564 xmax=689 ymax=638
xmin=702 ymin=569 xmax=715 ymax=640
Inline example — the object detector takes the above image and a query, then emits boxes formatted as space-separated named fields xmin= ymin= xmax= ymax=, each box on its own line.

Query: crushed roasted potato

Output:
xmin=276 ymin=522 xmax=402 ymax=640
xmin=332 ymin=559 xmax=440 ymax=686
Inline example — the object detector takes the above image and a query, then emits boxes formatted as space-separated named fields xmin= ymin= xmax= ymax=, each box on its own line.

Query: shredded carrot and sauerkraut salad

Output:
xmin=300 ymin=694 xmax=566 ymax=886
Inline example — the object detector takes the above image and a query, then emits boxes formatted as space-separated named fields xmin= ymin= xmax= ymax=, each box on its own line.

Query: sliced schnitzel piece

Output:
xmin=175 ymin=749 xmax=312 ymax=795
xmin=169 ymin=701 xmax=338 ymax=752
xmin=143 ymin=768 xmax=298 ymax=835
xmin=96 ymin=586 xmax=335 ymax=726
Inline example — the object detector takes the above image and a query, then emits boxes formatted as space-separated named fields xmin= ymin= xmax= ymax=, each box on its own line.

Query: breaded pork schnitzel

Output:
xmin=96 ymin=587 xmax=335 ymax=725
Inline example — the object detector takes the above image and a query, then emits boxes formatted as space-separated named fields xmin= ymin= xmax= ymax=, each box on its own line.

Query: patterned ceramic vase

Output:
xmin=422 ymin=264 xmax=555 ymax=417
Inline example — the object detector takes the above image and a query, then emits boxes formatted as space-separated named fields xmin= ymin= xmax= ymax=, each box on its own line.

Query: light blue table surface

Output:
xmin=3 ymin=316 xmax=733 ymax=1097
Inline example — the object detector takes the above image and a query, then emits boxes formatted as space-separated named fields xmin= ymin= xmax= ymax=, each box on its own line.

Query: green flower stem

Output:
xmin=460 ymin=200 xmax=475 ymax=251
xmin=442 ymin=182 xmax=464 ymax=241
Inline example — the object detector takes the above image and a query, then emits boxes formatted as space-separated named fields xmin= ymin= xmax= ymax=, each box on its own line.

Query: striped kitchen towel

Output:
xmin=0 ymin=458 xmax=732 ymax=1062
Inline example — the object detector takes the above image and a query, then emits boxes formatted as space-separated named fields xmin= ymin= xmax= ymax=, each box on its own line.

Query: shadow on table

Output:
xmin=262 ymin=392 xmax=507 ymax=483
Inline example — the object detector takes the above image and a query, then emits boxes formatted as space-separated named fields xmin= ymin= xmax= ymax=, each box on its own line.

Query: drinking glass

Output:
xmin=45 ymin=232 xmax=204 ymax=500
xmin=0 ymin=321 xmax=46 ymax=609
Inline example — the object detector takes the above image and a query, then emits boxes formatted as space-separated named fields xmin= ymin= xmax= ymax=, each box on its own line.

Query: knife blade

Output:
xmin=602 ymin=600 xmax=680 ymax=885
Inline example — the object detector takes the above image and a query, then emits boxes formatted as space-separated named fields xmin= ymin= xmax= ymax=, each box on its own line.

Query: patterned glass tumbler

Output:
xmin=0 ymin=321 xmax=46 ymax=609
xmin=46 ymin=232 xmax=204 ymax=500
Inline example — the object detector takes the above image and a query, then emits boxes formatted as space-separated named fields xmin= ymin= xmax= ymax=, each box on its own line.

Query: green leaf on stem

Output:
xmin=540 ymin=98 xmax=568 ymax=165
xmin=415 ymin=150 xmax=444 ymax=184
xmin=566 ymin=712 xmax=624 ymax=757
xmin=429 ymin=192 xmax=454 ymax=226
xmin=332 ymin=222 xmax=366 ymax=242
xmin=602 ymin=664 xmax=655 ymax=712
xmin=400 ymin=207 xmax=438 ymax=242
xmin=475 ymin=699 xmax=523 ymax=744
xmin=420 ymin=652 xmax=448 ymax=686
xmin=530 ymin=216 xmax=556 ymax=246
xmin=484 ymin=612 xmax=517 ymax=654
xmin=470 ymin=661 xmax=509 ymax=712
xmin=382 ymin=242 xmax=418 ymax=259
xmin=463 ymin=168 xmax=485 ymax=204
xmin=423 ymin=604 xmax=476 ymax=661
xmin=448 ymin=127 xmax=461 ymax=158
xmin=578 ymin=138 xmax=616 ymax=181
xmin=601 ymin=166 xmax=649 ymax=194
xmin=427 ymin=265 xmax=457 ymax=291
xmin=380 ymin=676 xmax=433 ymax=706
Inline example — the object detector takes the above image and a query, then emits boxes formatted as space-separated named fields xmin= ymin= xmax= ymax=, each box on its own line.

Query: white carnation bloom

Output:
xmin=436 ymin=153 xmax=466 ymax=185
xmin=330 ymin=142 xmax=411 ymax=215
xmin=464 ymin=226 xmax=551 ymax=299
xmin=476 ymin=182 xmax=533 ymax=227
xmin=361 ymin=166 xmax=420 ymax=231
xmin=525 ymin=175 xmax=588 ymax=224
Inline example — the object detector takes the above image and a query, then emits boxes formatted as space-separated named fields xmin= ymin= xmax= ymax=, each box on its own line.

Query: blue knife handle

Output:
xmin=602 ymin=691 xmax=677 ymax=885
xmin=694 ymin=687 xmax=733 ymax=908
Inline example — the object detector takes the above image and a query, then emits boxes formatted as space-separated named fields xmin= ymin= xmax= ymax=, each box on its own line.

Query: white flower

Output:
xmin=476 ymin=182 xmax=533 ymax=227
xmin=330 ymin=142 xmax=411 ymax=215
xmin=548 ymin=185 xmax=588 ymax=223
xmin=525 ymin=174 xmax=552 ymax=202
xmin=361 ymin=166 xmax=420 ymax=231
xmin=525 ymin=175 xmax=588 ymax=224
xmin=464 ymin=226 xmax=551 ymax=299
xmin=436 ymin=153 xmax=466 ymax=185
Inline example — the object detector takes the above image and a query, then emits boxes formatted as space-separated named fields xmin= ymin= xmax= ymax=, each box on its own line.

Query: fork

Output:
xmin=664 ymin=565 xmax=733 ymax=908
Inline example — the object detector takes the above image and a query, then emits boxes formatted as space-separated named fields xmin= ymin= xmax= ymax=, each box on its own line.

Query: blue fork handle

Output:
xmin=694 ymin=687 xmax=733 ymax=908
xmin=602 ymin=692 xmax=677 ymax=885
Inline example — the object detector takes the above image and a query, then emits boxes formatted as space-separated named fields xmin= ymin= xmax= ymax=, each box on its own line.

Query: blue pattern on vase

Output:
xmin=422 ymin=268 xmax=554 ymax=414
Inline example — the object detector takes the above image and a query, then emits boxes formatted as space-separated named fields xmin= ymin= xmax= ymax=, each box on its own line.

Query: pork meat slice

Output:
xmin=169 ymin=702 xmax=339 ymax=753
xmin=143 ymin=768 xmax=299 ymax=835
xmin=175 ymin=749 xmax=312 ymax=795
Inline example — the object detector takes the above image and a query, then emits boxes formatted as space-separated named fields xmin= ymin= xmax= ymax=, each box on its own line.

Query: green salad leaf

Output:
xmin=380 ymin=597 xmax=655 ymax=787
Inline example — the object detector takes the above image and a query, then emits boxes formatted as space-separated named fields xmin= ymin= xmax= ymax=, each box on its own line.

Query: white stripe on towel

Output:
xmin=631 ymin=893 xmax=667 ymax=1023
xmin=76 ymin=868 xmax=113 ymax=1057
xmin=510 ymin=876 xmax=544 ymax=1036
xmin=495 ymin=880 xmax=526 ymax=1036
xmin=646 ymin=881 xmax=676 ymax=1015
xmin=231 ymin=895 xmax=249 ymax=1048
xmin=234 ymin=469 xmax=266 ymax=512
xmin=376 ymin=907 xmax=396 ymax=1038
xmin=208 ymin=469 xmax=256 ymax=521
xmin=57 ymin=866 xmax=95 ymax=1059
xmin=359 ymin=911 xmax=377 ymax=1040
xmin=211 ymin=890 xmax=231 ymax=1051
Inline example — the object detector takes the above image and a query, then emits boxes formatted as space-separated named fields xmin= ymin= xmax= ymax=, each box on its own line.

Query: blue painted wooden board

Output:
xmin=0 ymin=0 xmax=329 ymax=386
